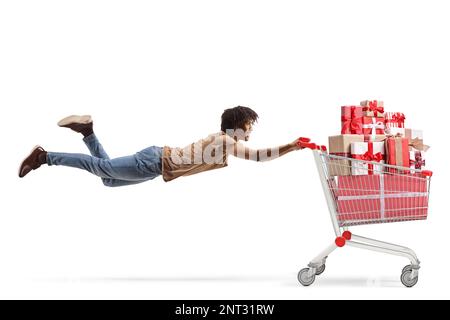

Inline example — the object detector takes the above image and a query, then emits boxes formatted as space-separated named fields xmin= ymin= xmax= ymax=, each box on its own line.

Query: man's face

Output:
xmin=243 ymin=121 xmax=253 ymax=141
xmin=234 ymin=121 xmax=253 ymax=141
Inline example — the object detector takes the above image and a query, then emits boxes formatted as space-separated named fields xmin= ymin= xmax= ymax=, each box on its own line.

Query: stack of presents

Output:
xmin=328 ymin=100 xmax=431 ymax=224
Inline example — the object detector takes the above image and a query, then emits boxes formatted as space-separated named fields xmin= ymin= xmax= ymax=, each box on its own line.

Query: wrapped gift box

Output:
xmin=385 ymin=127 xmax=406 ymax=136
xmin=385 ymin=112 xmax=406 ymax=136
xmin=360 ymin=100 xmax=385 ymax=117
xmin=410 ymin=150 xmax=426 ymax=170
xmin=336 ymin=175 xmax=428 ymax=223
xmin=362 ymin=116 xmax=385 ymax=140
xmin=405 ymin=128 xmax=423 ymax=141
xmin=350 ymin=141 xmax=385 ymax=175
xmin=405 ymin=128 xmax=430 ymax=151
xmin=328 ymin=135 xmax=364 ymax=176
xmin=385 ymin=136 xmax=410 ymax=172
xmin=328 ymin=135 xmax=385 ymax=176
xmin=341 ymin=106 xmax=363 ymax=134
xmin=382 ymin=174 xmax=428 ymax=219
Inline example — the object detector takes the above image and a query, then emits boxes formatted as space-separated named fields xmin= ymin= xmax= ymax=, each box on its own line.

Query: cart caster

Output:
xmin=401 ymin=269 xmax=419 ymax=288
xmin=298 ymin=268 xmax=316 ymax=286
xmin=315 ymin=264 xmax=326 ymax=276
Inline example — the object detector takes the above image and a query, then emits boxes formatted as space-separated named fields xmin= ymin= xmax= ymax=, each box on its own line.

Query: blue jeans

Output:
xmin=47 ymin=134 xmax=163 ymax=187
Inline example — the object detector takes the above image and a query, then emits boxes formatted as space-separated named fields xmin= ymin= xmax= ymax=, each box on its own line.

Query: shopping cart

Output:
xmin=296 ymin=137 xmax=433 ymax=287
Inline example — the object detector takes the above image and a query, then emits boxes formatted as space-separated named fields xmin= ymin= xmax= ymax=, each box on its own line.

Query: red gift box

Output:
xmin=383 ymin=174 xmax=428 ymax=218
xmin=336 ymin=175 xmax=428 ymax=224
xmin=385 ymin=137 xmax=410 ymax=171
xmin=341 ymin=106 xmax=363 ymax=134
xmin=362 ymin=116 xmax=385 ymax=140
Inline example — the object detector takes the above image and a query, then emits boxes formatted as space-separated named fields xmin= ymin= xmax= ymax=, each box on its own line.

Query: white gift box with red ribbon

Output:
xmin=350 ymin=141 xmax=385 ymax=175
xmin=385 ymin=112 xmax=406 ymax=136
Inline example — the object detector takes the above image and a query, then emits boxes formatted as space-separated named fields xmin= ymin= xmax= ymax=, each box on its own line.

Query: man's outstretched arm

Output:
xmin=225 ymin=137 xmax=303 ymax=162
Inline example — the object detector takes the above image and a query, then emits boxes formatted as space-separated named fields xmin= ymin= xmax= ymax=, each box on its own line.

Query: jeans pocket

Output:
xmin=136 ymin=146 xmax=163 ymax=176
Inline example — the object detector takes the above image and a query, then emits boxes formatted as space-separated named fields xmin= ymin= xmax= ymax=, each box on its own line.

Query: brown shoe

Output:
xmin=18 ymin=146 xmax=47 ymax=178
xmin=57 ymin=115 xmax=93 ymax=136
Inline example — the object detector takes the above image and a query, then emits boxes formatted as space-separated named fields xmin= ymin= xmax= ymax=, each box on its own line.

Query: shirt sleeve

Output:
xmin=221 ymin=134 xmax=274 ymax=162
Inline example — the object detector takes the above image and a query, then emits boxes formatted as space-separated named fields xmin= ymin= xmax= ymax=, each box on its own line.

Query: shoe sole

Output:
xmin=57 ymin=115 xmax=92 ymax=127
xmin=18 ymin=145 xmax=43 ymax=178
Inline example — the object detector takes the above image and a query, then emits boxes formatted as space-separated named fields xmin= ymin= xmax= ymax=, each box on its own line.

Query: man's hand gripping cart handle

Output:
xmin=296 ymin=137 xmax=327 ymax=152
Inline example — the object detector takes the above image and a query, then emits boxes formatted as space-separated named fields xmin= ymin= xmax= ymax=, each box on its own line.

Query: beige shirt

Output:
xmin=161 ymin=131 xmax=230 ymax=182
xmin=161 ymin=131 xmax=285 ymax=182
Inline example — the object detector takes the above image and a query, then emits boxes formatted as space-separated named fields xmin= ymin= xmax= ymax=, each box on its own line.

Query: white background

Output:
xmin=0 ymin=0 xmax=448 ymax=299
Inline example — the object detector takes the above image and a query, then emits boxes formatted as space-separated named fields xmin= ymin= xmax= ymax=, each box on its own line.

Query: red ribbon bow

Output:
xmin=363 ymin=101 xmax=384 ymax=117
xmin=361 ymin=151 xmax=383 ymax=162
xmin=391 ymin=113 xmax=406 ymax=124
xmin=351 ymin=141 xmax=384 ymax=175
xmin=410 ymin=152 xmax=425 ymax=169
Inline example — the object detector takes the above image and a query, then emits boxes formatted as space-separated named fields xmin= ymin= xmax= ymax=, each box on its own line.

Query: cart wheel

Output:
xmin=401 ymin=270 xmax=419 ymax=288
xmin=402 ymin=265 xmax=412 ymax=274
xmin=315 ymin=264 xmax=326 ymax=276
xmin=298 ymin=268 xmax=316 ymax=286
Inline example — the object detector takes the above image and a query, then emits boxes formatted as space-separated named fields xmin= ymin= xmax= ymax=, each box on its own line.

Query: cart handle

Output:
xmin=421 ymin=170 xmax=433 ymax=177
xmin=296 ymin=137 xmax=327 ymax=151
